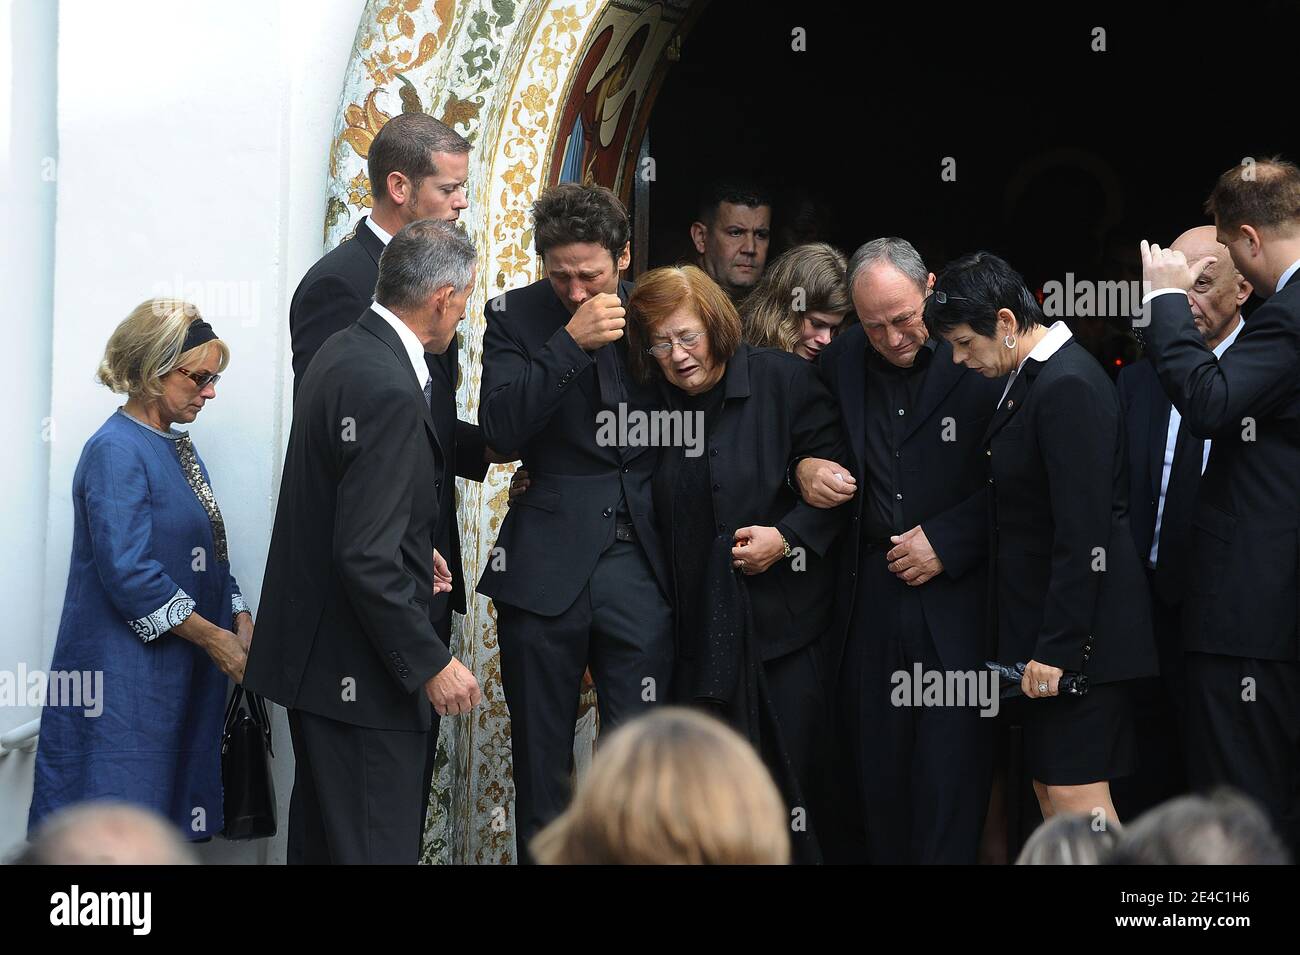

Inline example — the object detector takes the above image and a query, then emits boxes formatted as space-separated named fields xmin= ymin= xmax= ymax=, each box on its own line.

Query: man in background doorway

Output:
xmin=689 ymin=178 xmax=772 ymax=306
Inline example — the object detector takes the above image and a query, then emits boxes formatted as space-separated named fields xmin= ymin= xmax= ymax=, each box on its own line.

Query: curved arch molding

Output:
xmin=324 ymin=0 xmax=697 ymax=863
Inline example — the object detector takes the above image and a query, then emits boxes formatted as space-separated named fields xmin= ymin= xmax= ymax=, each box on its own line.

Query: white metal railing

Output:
xmin=0 ymin=719 xmax=40 ymax=757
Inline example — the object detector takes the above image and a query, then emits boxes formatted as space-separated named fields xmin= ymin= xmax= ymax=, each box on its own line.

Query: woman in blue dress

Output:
xmin=28 ymin=299 xmax=252 ymax=841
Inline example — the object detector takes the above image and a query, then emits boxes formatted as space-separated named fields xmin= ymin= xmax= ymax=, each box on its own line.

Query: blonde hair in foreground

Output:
xmin=97 ymin=298 xmax=229 ymax=400
xmin=531 ymin=707 xmax=791 ymax=865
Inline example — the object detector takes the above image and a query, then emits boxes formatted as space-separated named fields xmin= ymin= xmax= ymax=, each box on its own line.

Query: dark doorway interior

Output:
xmin=645 ymin=0 xmax=1298 ymax=374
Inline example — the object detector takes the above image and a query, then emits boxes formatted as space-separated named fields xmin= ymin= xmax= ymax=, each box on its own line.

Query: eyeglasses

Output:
xmin=930 ymin=289 xmax=972 ymax=305
xmin=645 ymin=331 xmax=705 ymax=358
xmin=175 ymin=367 xmax=221 ymax=389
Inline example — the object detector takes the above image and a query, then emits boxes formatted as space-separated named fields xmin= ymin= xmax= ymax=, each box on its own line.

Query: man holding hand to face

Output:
xmin=1116 ymin=225 xmax=1250 ymax=817
xmin=1139 ymin=156 xmax=1300 ymax=854
xmin=478 ymin=184 xmax=674 ymax=862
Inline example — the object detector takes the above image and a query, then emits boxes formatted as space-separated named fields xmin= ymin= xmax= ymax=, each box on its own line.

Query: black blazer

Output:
xmin=1143 ymin=272 xmax=1300 ymax=661
xmin=819 ymin=325 xmax=1004 ymax=673
xmin=984 ymin=337 xmax=1157 ymax=684
xmin=245 ymin=310 xmax=448 ymax=732
xmin=477 ymin=278 xmax=670 ymax=616
xmin=288 ymin=216 xmax=487 ymax=622
xmin=652 ymin=344 xmax=849 ymax=661
xmin=1115 ymin=357 xmax=1169 ymax=563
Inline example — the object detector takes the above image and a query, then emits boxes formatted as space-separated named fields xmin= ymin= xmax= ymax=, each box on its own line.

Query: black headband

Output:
xmin=182 ymin=319 xmax=218 ymax=353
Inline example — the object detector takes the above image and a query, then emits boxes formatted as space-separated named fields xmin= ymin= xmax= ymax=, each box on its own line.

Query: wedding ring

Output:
xmin=1037 ymin=682 xmax=1049 ymax=694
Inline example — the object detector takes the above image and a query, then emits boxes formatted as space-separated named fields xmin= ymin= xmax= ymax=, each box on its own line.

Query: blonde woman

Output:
xmin=742 ymin=242 xmax=851 ymax=361
xmin=28 ymin=300 xmax=250 ymax=842
xmin=531 ymin=707 xmax=790 ymax=864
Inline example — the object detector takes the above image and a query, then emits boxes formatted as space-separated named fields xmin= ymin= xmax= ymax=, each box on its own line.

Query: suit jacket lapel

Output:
xmin=839 ymin=339 xmax=868 ymax=476
xmin=903 ymin=340 xmax=962 ymax=443
xmin=354 ymin=216 xmax=385 ymax=266
xmin=981 ymin=360 xmax=1041 ymax=445
xmin=358 ymin=309 xmax=442 ymax=462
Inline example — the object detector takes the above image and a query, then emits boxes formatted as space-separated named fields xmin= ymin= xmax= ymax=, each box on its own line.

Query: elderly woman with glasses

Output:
xmin=627 ymin=264 xmax=852 ymax=863
xmin=28 ymin=299 xmax=251 ymax=842
xmin=924 ymin=252 xmax=1157 ymax=828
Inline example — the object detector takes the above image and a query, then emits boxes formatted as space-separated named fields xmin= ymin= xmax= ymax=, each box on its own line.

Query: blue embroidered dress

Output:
xmin=28 ymin=408 xmax=244 ymax=840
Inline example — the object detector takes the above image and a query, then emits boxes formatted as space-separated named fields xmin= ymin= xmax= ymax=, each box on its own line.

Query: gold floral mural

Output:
xmin=323 ymin=0 xmax=695 ymax=864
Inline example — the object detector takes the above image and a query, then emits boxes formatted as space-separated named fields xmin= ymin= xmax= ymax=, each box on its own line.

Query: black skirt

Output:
xmin=1010 ymin=680 xmax=1137 ymax=786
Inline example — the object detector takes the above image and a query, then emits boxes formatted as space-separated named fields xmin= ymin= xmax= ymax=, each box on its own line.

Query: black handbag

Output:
xmin=220 ymin=685 xmax=277 ymax=840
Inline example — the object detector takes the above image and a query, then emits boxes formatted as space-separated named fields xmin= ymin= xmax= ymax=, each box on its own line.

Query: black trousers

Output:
xmin=496 ymin=538 xmax=673 ymax=863
xmin=286 ymin=708 xmax=428 ymax=864
xmin=1112 ymin=572 xmax=1187 ymax=819
xmin=838 ymin=546 xmax=992 ymax=864
xmin=760 ymin=641 xmax=832 ymax=864
xmin=1184 ymin=650 xmax=1300 ymax=854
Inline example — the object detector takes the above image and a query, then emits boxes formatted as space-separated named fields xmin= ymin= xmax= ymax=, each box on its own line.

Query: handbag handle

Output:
xmin=223 ymin=684 xmax=275 ymax=758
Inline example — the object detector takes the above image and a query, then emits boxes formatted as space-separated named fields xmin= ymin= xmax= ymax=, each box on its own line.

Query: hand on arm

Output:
xmin=508 ymin=468 xmax=530 ymax=503
xmin=794 ymin=456 xmax=857 ymax=508
xmin=732 ymin=525 xmax=786 ymax=575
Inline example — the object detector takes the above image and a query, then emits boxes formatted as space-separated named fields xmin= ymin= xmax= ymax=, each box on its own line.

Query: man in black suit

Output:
xmin=288 ymin=113 xmax=502 ymax=848
xmin=1115 ymin=225 xmax=1249 ymax=817
xmin=799 ymin=237 xmax=1004 ymax=863
xmin=1140 ymin=155 xmax=1300 ymax=852
xmin=246 ymin=220 xmax=483 ymax=864
xmin=478 ymin=184 xmax=674 ymax=861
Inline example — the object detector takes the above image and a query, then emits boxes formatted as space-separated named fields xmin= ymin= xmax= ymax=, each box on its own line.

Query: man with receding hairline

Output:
xmin=1140 ymin=155 xmax=1300 ymax=852
xmin=1116 ymin=225 xmax=1249 ymax=817
xmin=802 ymin=237 xmax=1003 ymax=863
xmin=249 ymin=220 xmax=482 ymax=864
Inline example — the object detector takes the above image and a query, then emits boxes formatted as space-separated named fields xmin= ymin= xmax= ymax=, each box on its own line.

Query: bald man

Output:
xmin=1141 ymin=155 xmax=1300 ymax=856
xmin=1114 ymin=226 xmax=1250 ymax=817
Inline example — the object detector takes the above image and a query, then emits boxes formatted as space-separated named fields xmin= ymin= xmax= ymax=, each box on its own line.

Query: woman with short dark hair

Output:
xmin=28 ymin=299 xmax=250 ymax=841
xmin=925 ymin=252 xmax=1158 ymax=826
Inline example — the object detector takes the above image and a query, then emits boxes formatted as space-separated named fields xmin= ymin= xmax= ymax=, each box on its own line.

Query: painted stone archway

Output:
xmin=323 ymin=0 xmax=699 ymax=863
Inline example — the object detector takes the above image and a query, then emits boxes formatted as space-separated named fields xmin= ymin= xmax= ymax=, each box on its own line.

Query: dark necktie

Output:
xmin=423 ymin=377 xmax=433 ymax=411
xmin=594 ymin=340 xmax=627 ymax=409
xmin=1152 ymin=419 xmax=1203 ymax=605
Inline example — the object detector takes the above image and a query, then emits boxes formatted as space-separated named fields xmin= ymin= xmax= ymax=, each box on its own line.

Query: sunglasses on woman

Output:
xmin=175 ymin=367 xmax=221 ymax=389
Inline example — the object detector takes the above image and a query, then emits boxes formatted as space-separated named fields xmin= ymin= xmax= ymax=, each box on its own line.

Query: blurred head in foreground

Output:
xmin=532 ymin=707 xmax=790 ymax=865
xmin=1016 ymin=812 xmax=1118 ymax=865
xmin=1108 ymin=789 xmax=1290 ymax=865
xmin=14 ymin=801 xmax=199 ymax=865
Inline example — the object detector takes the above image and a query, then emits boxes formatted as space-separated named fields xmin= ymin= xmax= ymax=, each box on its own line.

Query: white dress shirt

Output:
xmin=370 ymin=300 xmax=430 ymax=392
xmin=366 ymin=216 xmax=394 ymax=246
xmin=997 ymin=321 xmax=1073 ymax=409
xmin=1276 ymin=256 xmax=1300 ymax=294
xmin=1148 ymin=316 xmax=1244 ymax=564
